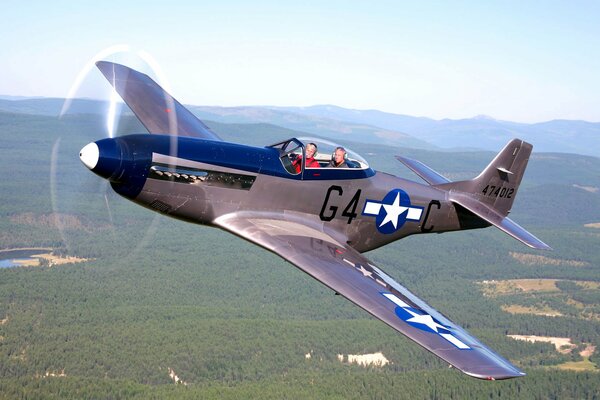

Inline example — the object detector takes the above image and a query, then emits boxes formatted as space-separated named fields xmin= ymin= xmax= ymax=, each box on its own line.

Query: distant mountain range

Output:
xmin=271 ymin=105 xmax=600 ymax=156
xmin=0 ymin=95 xmax=45 ymax=101
xmin=1 ymin=97 xmax=599 ymax=156
xmin=187 ymin=105 xmax=434 ymax=150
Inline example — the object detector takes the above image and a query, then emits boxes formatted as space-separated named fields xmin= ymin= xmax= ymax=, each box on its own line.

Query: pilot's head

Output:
xmin=333 ymin=147 xmax=346 ymax=164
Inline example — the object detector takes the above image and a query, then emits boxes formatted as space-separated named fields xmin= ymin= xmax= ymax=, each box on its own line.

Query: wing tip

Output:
xmin=95 ymin=60 xmax=137 ymax=79
xmin=95 ymin=60 xmax=118 ymax=81
xmin=463 ymin=369 xmax=526 ymax=381
xmin=95 ymin=60 xmax=114 ymax=72
xmin=527 ymin=241 xmax=553 ymax=251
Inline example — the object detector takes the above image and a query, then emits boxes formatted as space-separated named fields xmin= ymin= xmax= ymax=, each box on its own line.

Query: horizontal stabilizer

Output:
xmin=450 ymin=192 xmax=552 ymax=250
xmin=396 ymin=156 xmax=451 ymax=185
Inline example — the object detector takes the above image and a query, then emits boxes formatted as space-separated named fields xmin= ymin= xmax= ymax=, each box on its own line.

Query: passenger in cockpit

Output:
xmin=292 ymin=143 xmax=320 ymax=172
xmin=328 ymin=147 xmax=348 ymax=168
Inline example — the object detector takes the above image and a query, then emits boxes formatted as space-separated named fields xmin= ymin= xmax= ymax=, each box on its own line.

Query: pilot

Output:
xmin=328 ymin=147 xmax=348 ymax=168
xmin=292 ymin=143 xmax=320 ymax=173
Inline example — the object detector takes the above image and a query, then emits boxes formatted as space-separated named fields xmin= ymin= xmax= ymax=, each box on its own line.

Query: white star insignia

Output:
xmin=379 ymin=193 xmax=408 ymax=229
xmin=357 ymin=265 xmax=373 ymax=278
xmin=381 ymin=292 xmax=470 ymax=349
xmin=404 ymin=308 xmax=446 ymax=333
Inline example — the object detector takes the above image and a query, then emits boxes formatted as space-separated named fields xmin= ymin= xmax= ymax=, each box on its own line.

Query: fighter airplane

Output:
xmin=79 ymin=61 xmax=551 ymax=380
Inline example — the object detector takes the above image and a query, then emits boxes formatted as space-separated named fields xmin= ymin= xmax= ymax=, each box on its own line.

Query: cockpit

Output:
xmin=267 ymin=137 xmax=370 ymax=177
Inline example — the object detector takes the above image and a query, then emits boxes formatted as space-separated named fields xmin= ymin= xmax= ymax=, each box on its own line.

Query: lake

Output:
xmin=0 ymin=248 xmax=50 ymax=268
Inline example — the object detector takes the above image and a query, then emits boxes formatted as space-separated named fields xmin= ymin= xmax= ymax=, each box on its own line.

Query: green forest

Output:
xmin=1 ymin=108 xmax=599 ymax=399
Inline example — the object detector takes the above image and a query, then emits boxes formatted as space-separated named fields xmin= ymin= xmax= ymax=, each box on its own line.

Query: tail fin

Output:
xmin=406 ymin=139 xmax=551 ymax=250
xmin=442 ymin=139 xmax=532 ymax=217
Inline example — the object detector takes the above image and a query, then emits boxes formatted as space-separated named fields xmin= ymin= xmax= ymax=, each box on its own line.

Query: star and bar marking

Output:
xmin=362 ymin=189 xmax=424 ymax=234
xmin=382 ymin=292 xmax=471 ymax=350
xmin=340 ymin=255 xmax=470 ymax=350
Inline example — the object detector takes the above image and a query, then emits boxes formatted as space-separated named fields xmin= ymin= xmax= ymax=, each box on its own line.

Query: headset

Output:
xmin=331 ymin=146 xmax=348 ymax=164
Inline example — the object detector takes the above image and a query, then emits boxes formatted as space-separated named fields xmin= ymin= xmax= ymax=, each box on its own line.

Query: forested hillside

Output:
xmin=0 ymin=110 xmax=599 ymax=399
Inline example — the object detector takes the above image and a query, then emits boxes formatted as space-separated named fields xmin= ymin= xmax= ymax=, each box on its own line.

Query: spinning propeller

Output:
xmin=50 ymin=50 xmax=177 ymax=258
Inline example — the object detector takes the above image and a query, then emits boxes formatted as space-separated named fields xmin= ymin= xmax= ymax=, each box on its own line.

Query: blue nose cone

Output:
xmin=79 ymin=138 xmax=123 ymax=181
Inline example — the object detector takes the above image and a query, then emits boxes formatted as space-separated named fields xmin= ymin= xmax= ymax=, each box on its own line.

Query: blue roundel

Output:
xmin=394 ymin=306 xmax=448 ymax=334
xmin=375 ymin=189 xmax=413 ymax=234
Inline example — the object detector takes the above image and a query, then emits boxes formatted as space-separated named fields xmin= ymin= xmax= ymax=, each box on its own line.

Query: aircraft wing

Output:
xmin=96 ymin=61 xmax=221 ymax=140
xmin=214 ymin=212 xmax=525 ymax=380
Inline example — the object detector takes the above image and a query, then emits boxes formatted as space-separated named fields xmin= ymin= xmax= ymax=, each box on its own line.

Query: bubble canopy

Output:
xmin=267 ymin=137 xmax=370 ymax=175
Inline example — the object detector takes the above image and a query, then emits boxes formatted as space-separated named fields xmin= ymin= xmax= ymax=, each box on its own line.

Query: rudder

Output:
xmin=439 ymin=139 xmax=532 ymax=217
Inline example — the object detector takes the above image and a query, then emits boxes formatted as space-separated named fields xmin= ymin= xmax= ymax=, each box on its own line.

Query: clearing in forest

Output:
xmin=507 ymin=335 xmax=576 ymax=353
xmin=479 ymin=279 xmax=600 ymax=297
xmin=509 ymin=252 xmax=589 ymax=267
xmin=480 ymin=279 xmax=560 ymax=296
xmin=501 ymin=304 xmax=562 ymax=317
xmin=337 ymin=352 xmax=389 ymax=367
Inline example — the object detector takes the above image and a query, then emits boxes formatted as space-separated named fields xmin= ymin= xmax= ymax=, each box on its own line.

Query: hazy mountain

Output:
xmin=0 ymin=97 xmax=111 ymax=116
xmin=272 ymin=105 xmax=600 ymax=156
xmin=0 ymin=95 xmax=45 ymax=101
xmin=187 ymin=105 xmax=434 ymax=150
xmin=0 ymin=98 xmax=434 ymax=150
xmin=2 ymin=97 xmax=600 ymax=155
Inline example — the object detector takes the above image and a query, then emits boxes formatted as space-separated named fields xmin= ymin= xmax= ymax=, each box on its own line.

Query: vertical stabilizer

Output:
xmin=398 ymin=139 xmax=549 ymax=249
xmin=439 ymin=139 xmax=532 ymax=217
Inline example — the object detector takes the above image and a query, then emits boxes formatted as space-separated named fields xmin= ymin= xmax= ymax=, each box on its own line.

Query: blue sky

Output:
xmin=2 ymin=1 xmax=599 ymax=122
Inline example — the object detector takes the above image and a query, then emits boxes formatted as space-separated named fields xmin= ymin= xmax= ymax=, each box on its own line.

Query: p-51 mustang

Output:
xmin=80 ymin=61 xmax=550 ymax=380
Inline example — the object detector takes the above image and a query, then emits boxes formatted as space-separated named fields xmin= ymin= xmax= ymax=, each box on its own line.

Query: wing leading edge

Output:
xmin=215 ymin=212 xmax=525 ymax=380
xmin=96 ymin=61 xmax=221 ymax=140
